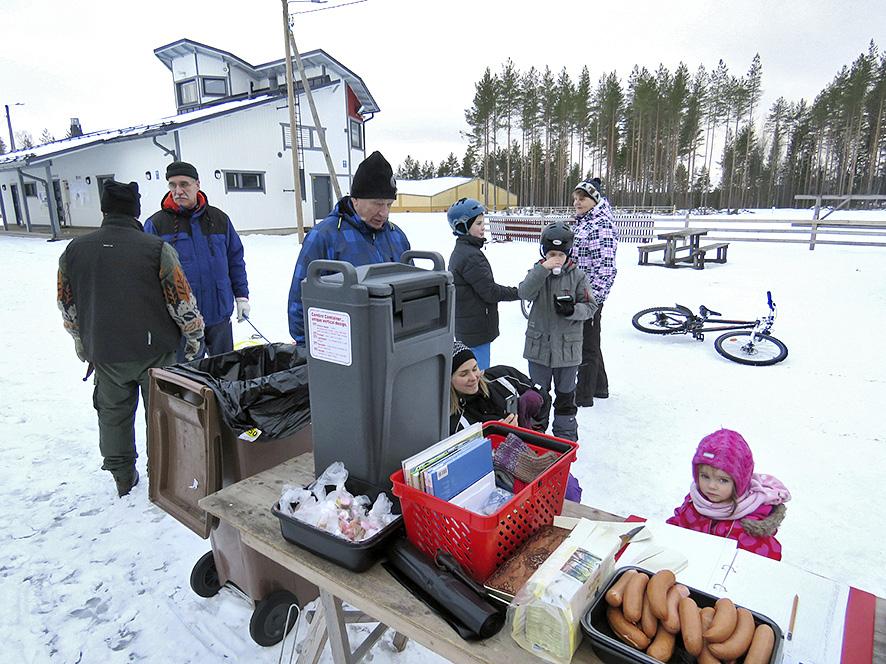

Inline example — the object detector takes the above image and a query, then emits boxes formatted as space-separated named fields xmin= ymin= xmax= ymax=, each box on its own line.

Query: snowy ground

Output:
xmin=1 ymin=209 xmax=884 ymax=663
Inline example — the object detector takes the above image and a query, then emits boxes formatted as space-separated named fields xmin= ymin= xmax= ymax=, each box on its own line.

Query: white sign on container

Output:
xmin=307 ymin=307 xmax=352 ymax=366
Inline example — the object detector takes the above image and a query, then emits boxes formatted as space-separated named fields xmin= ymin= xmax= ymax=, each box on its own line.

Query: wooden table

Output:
xmin=657 ymin=228 xmax=709 ymax=267
xmin=200 ymin=454 xmax=886 ymax=664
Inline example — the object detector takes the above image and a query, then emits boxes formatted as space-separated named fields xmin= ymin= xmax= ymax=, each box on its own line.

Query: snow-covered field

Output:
xmin=1 ymin=209 xmax=883 ymax=663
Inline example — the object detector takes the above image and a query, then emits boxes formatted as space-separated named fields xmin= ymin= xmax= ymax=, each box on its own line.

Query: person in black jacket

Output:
xmin=57 ymin=181 xmax=205 ymax=497
xmin=447 ymin=198 xmax=519 ymax=369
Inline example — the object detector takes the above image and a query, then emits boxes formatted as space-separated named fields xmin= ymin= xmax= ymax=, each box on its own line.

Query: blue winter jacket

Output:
xmin=145 ymin=191 xmax=249 ymax=327
xmin=287 ymin=196 xmax=411 ymax=342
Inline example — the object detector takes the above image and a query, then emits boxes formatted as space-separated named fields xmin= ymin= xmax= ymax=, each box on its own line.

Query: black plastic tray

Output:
xmin=272 ymin=478 xmax=403 ymax=573
xmin=580 ymin=566 xmax=784 ymax=664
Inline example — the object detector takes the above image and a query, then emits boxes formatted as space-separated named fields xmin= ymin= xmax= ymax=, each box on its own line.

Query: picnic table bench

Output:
xmin=199 ymin=452 xmax=886 ymax=664
xmin=637 ymin=229 xmax=729 ymax=269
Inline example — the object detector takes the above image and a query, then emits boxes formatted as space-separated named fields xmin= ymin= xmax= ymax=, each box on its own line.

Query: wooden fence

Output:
xmin=487 ymin=213 xmax=886 ymax=250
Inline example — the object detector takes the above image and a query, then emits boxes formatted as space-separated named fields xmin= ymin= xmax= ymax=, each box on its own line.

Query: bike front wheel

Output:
xmin=632 ymin=307 xmax=690 ymax=334
xmin=714 ymin=332 xmax=789 ymax=366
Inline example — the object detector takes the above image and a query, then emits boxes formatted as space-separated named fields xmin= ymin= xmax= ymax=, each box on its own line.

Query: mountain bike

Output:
xmin=631 ymin=291 xmax=788 ymax=366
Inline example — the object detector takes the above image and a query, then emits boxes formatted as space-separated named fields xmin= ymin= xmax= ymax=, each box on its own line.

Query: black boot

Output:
xmin=115 ymin=468 xmax=140 ymax=497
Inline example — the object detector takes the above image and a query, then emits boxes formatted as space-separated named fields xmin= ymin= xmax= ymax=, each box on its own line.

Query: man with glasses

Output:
xmin=145 ymin=161 xmax=250 ymax=360
xmin=287 ymin=150 xmax=410 ymax=344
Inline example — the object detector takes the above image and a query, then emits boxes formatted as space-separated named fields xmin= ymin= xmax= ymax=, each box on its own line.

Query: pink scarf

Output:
xmin=690 ymin=473 xmax=791 ymax=520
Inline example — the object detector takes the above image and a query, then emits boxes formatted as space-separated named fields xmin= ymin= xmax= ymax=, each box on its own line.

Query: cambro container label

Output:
xmin=308 ymin=307 xmax=352 ymax=366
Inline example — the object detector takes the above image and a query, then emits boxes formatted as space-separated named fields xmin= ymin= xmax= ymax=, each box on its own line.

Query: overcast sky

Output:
xmin=1 ymin=0 xmax=884 ymax=169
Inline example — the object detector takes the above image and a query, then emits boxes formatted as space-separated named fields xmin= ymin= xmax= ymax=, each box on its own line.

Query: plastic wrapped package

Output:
xmin=508 ymin=519 xmax=623 ymax=664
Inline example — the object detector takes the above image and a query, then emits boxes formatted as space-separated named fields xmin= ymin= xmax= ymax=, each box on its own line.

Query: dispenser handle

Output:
xmin=400 ymin=250 xmax=445 ymax=272
xmin=306 ymin=260 xmax=358 ymax=288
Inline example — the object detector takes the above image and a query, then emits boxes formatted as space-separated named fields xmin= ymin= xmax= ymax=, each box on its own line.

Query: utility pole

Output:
xmin=282 ymin=0 xmax=306 ymax=242
xmin=5 ymin=103 xmax=21 ymax=152
xmin=286 ymin=25 xmax=343 ymax=200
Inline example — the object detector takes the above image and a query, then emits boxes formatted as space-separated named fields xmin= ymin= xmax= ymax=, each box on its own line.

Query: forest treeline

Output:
xmin=396 ymin=41 xmax=886 ymax=210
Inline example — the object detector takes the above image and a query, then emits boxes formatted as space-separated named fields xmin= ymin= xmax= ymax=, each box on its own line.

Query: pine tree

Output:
xmin=39 ymin=128 xmax=55 ymax=145
xmin=0 ymin=136 xmax=6 ymax=154
xmin=15 ymin=131 xmax=34 ymax=149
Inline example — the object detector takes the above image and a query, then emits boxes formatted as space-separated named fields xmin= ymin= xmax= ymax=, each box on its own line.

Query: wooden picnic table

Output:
xmin=199 ymin=453 xmax=886 ymax=664
xmin=657 ymin=228 xmax=709 ymax=266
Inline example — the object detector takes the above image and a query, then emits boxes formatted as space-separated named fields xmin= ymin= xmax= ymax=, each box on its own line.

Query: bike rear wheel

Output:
xmin=714 ymin=332 xmax=789 ymax=366
xmin=632 ymin=307 xmax=690 ymax=334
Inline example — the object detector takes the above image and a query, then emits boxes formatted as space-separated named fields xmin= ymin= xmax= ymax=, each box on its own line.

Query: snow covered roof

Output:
xmin=396 ymin=177 xmax=473 ymax=196
xmin=0 ymin=94 xmax=283 ymax=171
xmin=154 ymin=38 xmax=379 ymax=114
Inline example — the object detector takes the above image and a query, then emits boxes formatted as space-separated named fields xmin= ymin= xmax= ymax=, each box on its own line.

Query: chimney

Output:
xmin=69 ymin=118 xmax=83 ymax=138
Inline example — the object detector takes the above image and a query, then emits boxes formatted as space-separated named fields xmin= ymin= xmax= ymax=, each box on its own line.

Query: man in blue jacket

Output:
xmin=145 ymin=161 xmax=249 ymax=360
xmin=287 ymin=151 xmax=410 ymax=343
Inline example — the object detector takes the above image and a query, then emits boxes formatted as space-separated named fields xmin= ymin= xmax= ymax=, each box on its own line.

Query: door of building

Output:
xmin=10 ymin=184 xmax=23 ymax=224
xmin=312 ymin=175 xmax=332 ymax=223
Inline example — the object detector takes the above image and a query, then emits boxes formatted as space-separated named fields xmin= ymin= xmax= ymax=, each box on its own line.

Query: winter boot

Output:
xmin=552 ymin=390 xmax=579 ymax=442
xmin=115 ymin=468 xmax=140 ymax=498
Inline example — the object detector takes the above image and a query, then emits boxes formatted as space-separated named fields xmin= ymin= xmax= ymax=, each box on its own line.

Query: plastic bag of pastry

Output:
xmin=508 ymin=518 xmax=622 ymax=663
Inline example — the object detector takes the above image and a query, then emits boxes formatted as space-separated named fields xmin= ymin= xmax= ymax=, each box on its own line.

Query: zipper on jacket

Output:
xmin=147 ymin=331 xmax=152 ymax=346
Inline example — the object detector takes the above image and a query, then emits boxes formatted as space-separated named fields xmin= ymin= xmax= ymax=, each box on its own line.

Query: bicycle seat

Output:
xmin=699 ymin=305 xmax=721 ymax=317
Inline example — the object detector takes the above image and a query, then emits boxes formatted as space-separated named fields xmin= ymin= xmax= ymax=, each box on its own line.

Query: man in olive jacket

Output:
xmin=57 ymin=180 xmax=205 ymax=497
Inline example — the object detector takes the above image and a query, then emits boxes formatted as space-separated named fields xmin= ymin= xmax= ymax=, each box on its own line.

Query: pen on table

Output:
xmin=787 ymin=593 xmax=799 ymax=641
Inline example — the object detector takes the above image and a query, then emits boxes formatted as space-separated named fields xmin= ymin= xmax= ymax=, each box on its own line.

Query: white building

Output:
xmin=0 ymin=38 xmax=378 ymax=235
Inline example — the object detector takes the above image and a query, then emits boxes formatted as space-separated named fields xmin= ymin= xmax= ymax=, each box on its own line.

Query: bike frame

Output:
xmin=673 ymin=291 xmax=777 ymax=340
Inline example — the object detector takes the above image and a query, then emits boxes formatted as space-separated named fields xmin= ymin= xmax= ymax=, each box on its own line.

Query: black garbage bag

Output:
xmin=166 ymin=343 xmax=310 ymax=439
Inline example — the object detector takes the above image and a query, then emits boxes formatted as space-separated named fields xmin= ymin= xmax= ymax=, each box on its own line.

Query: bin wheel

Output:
xmin=249 ymin=589 xmax=300 ymax=647
xmin=190 ymin=551 xmax=221 ymax=598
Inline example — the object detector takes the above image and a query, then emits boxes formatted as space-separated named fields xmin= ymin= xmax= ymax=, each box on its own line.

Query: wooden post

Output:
xmin=813 ymin=195 xmax=821 ymax=220
xmin=809 ymin=219 xmax=818 ymax=250
xmin=282 ymin=0 xmax=305 ymax=243
xmin=287 ymin=27 xmax=343 ymax=200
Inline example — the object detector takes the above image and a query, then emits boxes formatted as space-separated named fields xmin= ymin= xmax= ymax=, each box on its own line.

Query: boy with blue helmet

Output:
xmin=446 ymin=198 xmax=519 ymax=369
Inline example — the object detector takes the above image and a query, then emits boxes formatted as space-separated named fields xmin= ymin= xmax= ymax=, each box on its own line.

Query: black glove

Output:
xmin=554 ymin=295 xmax=575 ymax=317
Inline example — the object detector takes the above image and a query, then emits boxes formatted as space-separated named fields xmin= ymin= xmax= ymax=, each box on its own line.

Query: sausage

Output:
xmin=704 ymin=597 xmax=738 ymax=643
xmin=623 ymin=571 xmax=650 ymax=623
xmin=708 ymin=607 xmax=756 ymax=660
xmin=743 ymin=623 xmax=776 ymax=664
xmin=700 ymin=606 xmax=716 ymax=630
xmin=606 ymin=606 xmax=652 ymax=650
xmin=646 ymin=569 xmax=676 ymax=620
xmin=697 ymin=607 xmax=721 ymax=664
xmin=662 ymin=583 xmax=690 ymax=634
xmin=605 ymin=569 xmax=638 ymax=607
xmin=641 ymin=594 xmax=658 ymax=639
xmin=645 ymin=623 xmax=676 ymax=662
xmin=678 ymin=596 xmax=703 ymax=656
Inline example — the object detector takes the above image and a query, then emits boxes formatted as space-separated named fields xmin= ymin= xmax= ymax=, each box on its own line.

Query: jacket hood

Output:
xmin=692 ymin=428 xmax=754 ymax=496
xmin=160 ymin=190 xmax=208 ymax=214
xmin=100 ymin=213 xmax=144 ymax=232
xmin=333 ymin=196 xmax=397 ymax=235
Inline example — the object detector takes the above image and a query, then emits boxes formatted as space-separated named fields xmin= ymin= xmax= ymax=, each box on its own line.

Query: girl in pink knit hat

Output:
xmin=666 ymin=429 xmax=791 ymax=560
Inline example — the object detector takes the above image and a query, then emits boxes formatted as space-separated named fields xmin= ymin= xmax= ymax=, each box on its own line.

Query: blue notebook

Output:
xmin=424 ymin=437 xmax=493 ymax=502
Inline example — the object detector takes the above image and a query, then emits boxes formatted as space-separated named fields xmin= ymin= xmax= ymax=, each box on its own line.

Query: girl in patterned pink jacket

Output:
xmin=666 ymin=429 xmax=791 ymax=560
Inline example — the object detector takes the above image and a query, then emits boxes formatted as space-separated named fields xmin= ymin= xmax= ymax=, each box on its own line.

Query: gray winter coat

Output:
xmin=518 ymin=260 xmax=598 ymax=368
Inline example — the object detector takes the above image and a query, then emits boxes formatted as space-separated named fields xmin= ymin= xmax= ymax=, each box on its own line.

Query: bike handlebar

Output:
xmin=767 ymin=291 xmax=775 ymax=311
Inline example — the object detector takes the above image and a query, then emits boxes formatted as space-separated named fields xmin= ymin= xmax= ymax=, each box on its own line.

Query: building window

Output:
xmin=349 ymin=119 xmax=363 ymax=150
xmin=282 ymin=123 xmax=323 ymax=151
xmin=177 ymin=79 xmax=199 ymax=107
xmin=23 ymin=182 xmax=38 ymax=197
xmin=202 ymin=77 xmax=227 ymax=97
xmin=224 ymin=171 xmax=265 ymax=193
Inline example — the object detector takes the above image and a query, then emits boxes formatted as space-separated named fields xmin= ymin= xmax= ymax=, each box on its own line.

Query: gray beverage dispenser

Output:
xmin=301 ymin=251 xmax=455 ymax=493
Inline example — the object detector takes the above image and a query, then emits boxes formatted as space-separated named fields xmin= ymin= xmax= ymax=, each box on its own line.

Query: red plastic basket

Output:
xmin=389 ymin=421 xmax=578 ymax=583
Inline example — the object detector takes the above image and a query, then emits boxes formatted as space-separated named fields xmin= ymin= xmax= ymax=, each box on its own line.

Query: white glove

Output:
xmin=74 ymin=337 xmax=87 ymax=362
xmin=184 ymin=335 xmax=203 ymax=361
xmin=235 ymin=297 xmax=251 ymax=323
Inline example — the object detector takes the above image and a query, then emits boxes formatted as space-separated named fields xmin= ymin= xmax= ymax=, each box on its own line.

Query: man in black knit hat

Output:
xmin=145 ymin=161 xmax=250 ymax=361
xmin=286 ymin=150 xmax=411 ymax=343
xmin=58 ymin=180 xmax=205 ymax=497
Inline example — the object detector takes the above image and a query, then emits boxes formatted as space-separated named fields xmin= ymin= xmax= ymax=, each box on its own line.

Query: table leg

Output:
xmin=663 ymin=239 xmax=675 ymax=266
xmin=320 ymin=590 xmax=353 ymax=664
xmin=297 ymin=602 xmax=330 ymax=664
xmin=392 ymin=632 xmax=409 ymax=652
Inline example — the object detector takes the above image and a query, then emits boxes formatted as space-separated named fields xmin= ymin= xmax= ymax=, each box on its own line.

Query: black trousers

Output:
xmin=576 ymin=304 xmax=608 ymax=405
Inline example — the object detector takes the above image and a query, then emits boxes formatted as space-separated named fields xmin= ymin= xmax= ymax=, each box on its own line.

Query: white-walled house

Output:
xmin=0 ymin=39 xmax=378 ymax=235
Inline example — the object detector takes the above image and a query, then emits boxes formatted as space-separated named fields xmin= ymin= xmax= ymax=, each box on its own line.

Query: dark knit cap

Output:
xmin=452 ymin=340 xmax=476 ymax=374
xmin=101 ymin=180 xmax=141 ymax=218
xmin=350 ymin=151 xmax=397 ymax=199
xmin=165 ymin=161 xmax=199 ymax=181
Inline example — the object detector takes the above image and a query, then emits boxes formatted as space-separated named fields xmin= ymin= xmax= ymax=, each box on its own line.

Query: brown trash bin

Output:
xmin=147 ymin=367 xmax=319 ymax=647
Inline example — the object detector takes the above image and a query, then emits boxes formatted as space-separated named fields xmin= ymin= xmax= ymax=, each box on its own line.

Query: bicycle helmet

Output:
xmin=574 ymin=179 xmax=602 ymax=204
xmin=447 ymin=198 xmax=485 ymax=235
xmin=540 ymin=220 xmax=574 ymax=257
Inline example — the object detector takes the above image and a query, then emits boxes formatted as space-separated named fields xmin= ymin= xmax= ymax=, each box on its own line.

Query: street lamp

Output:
xmin=5 ymin=102 xmax=24 ymax=152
